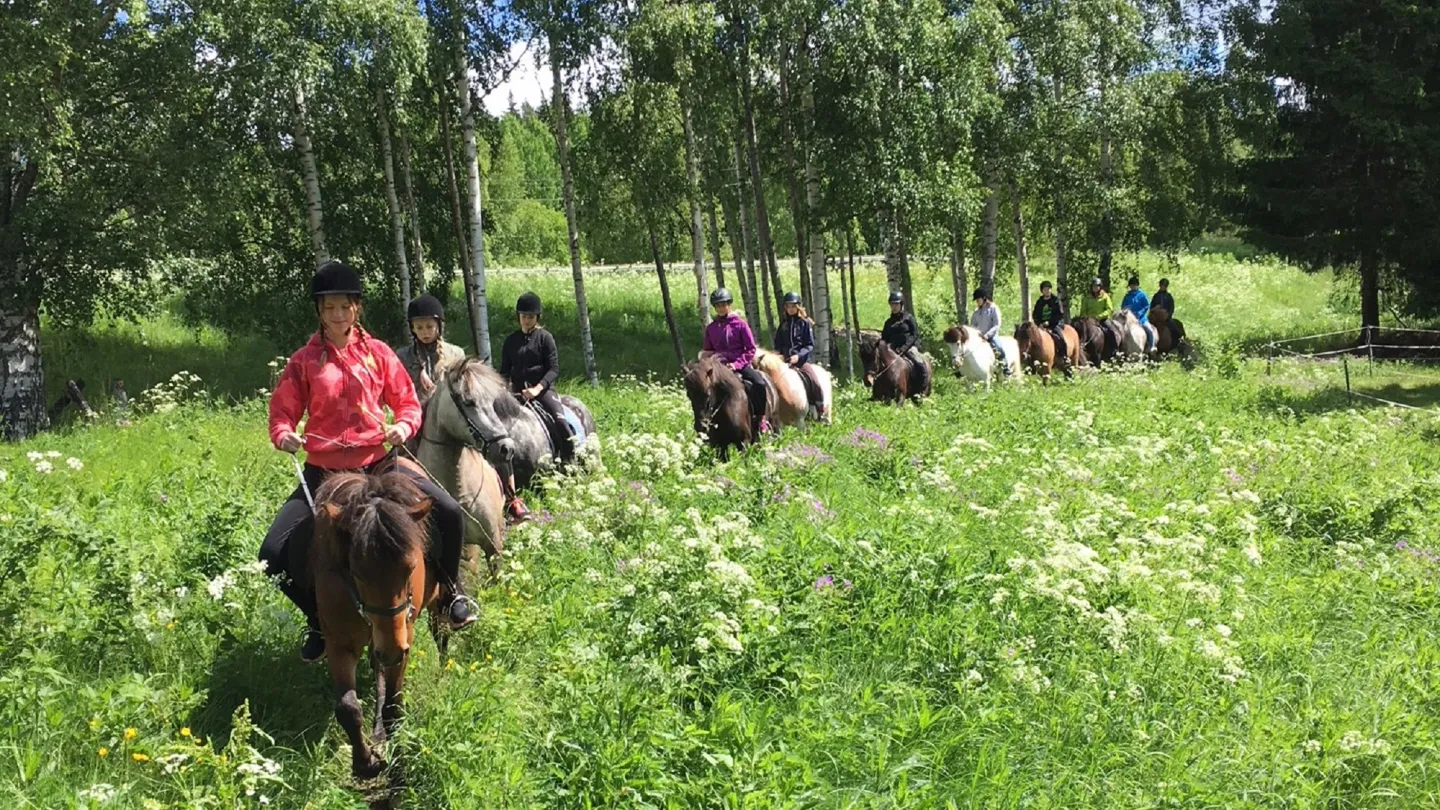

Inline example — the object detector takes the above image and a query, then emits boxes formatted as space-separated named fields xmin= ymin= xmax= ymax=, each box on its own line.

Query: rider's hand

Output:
xmin=788 ymin=355 xmax=799 ymax=366
xmin=384 ymin=423 xmax=411 ymax=446
xmin=419 ymin=369 xmax=435 ymax=393
xmin=523 ymin=384 xmax=543 ymax=401
xmin=277 ymin=431 xmax=305 ymax=454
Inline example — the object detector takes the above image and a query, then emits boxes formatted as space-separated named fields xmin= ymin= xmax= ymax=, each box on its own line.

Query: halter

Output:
xmin=424 ymin=381 xmax=509 ymax=454
xmin=342 ymin=574 xmax=415 ymax=669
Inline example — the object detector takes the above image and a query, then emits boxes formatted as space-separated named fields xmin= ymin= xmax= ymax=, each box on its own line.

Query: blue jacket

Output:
xmin=774 ymin=316 xmax=814 ymax=365
xmin=1121 ymin=289 xmax=1150 ymax=325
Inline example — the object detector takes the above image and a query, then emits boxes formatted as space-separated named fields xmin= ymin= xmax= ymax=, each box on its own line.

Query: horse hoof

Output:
xmin=354 ymin=756 xmax=386 ymax=781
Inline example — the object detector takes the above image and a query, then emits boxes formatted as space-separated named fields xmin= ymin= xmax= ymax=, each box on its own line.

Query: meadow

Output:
xmin=8 ymin=249 xmax=1440 ymax=808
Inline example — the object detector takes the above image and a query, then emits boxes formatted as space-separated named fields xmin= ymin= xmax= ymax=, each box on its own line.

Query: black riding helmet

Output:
xmin=888 ymin=291 xmax=904 ymax=305
xmin=516 ymin=291 xmax=543 ymax=315
xmin=973 ymin=288 xmax=991 ymax=302
xmin=311 ymin=260 xmax=363 ymax=300
xmin=1040 ymin=280 xmax=1053 ymax=291
xmin=711 ymin=288 xmax=734 ymax=306
xmin=407 ymin=294 xmax=445 ymax=322
xmin=783 ymin=291 xmax=802 ymax=306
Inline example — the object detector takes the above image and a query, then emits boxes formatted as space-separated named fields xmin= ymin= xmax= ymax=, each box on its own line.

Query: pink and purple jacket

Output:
xmin=703 ymin=314 xmax=757 ymax=371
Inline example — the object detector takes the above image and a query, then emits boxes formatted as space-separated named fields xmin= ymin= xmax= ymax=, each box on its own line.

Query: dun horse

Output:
xmin=311 ymin=469 xmax=448 ymax=780
xmin=753 ymin=349 xmax=832 ymax=428
xmin=1013 ymin=322 xmax=1083 ymax=383
xmin=684 ymin=355 xmax=770 ymax=459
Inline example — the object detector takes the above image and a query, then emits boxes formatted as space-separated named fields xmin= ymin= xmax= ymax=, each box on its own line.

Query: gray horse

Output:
xmin=433 ymin=358 xmax=598 ymax=492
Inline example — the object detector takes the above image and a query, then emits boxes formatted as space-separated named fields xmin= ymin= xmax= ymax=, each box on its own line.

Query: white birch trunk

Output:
xmin=680 ymin=93 xmax=711 ymax=330
xmin=376 ymin=86 xmax=412 ymax=310
xmin=456 ymin=39 xmax=491 ymax=360
xmin=802 ymin=81 xmax=829 ymax=368
xmin=551 ymin=48 xmax=598 ymax=384
xmin=1012 ymin=185 xmax=1030 ymax=319
xmin=292 ymin=83 xmax=329 ymax=268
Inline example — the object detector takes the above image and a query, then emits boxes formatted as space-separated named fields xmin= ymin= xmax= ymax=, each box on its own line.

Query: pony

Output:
xmin=942 ymin=325 xmax=1020 ymax=391
xmin=863 ymin=339 xmax=931 ymax=404
xmin=683 ymin=354 xmax=769 ymax=460
xmin=1109 ymin=309 xmax=1150 ymax=360
xmin=753 ymin=349 xmax=833 ymax=428
xmin=1013 ymin=322 xmax=1083 ymax=384
xmin=829 ymin=327 xmax=882 ymax=369
xmin=1150 ymin=307 xmax=1188 ymax=356
xmin=1072 ymin=316 xmax=1112 ymax=367
xmin=413 ymin=367 xmax=509 ymax=577
xmin=311 ymin=469 xmax=445 ymax=779
xmin=438 ymin=358 xmax=597 ymax=492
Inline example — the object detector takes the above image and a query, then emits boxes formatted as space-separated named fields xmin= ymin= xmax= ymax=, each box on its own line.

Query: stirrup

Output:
xmin=442 ymin=593 xmax=481 ymax=631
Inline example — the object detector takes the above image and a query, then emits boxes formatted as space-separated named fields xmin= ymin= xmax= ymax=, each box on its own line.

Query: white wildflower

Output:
xmin=78 ymin=783 xmax=119 ymax=803
xmin=34 ymin=460 xmax=53 ymax=474
xmin=207 ymin=571 xmax=234 ymax=600
xmin=66 ymin=457 xmax=84 ymax=471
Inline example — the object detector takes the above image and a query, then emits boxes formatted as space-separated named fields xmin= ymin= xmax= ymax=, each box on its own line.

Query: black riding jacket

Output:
xmin=881 ymin=312 xmax=919 ymax=354
xmin=499 ymin=327 xmax=560 ymax=393
xmin=1032 ymin=295 xmax=1067 ymax=330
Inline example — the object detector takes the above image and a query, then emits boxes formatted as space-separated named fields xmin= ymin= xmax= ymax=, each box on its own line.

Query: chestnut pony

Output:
xmin=1013 ymin=322 xmax=1083 ymax=384
xmin=862 ymin=339 xmax=931 ymax=404
xmin=684 ymin=354 xmax=769 ymax=460
xmin=312 ymin=467 xmax=445 ymax=780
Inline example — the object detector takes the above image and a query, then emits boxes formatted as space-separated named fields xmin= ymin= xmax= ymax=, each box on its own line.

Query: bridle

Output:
xmin=418 ymin=380 xmax=510 ymax=454
xmin=341 ymin=573 xmax=415 ymax=669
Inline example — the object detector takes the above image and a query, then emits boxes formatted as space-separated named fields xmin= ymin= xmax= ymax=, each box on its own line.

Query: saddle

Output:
xmin=524 ymin=400 xmax=586 ymax=461
xmin=1100 ymin=321 xmax=1121 ymax=357
xmin=795 ymin=364 xmax=823 ymax=408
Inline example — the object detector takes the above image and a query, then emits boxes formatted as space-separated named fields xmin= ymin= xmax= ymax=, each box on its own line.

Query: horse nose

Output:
xmin=499 ymin=438 xmax=517 ymax=460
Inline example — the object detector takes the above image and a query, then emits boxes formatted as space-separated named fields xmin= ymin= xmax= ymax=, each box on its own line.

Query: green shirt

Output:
xmin=1079 ymin=291 xmax=1114 ymax=321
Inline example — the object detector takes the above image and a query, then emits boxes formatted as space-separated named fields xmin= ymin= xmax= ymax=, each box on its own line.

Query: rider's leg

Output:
xmin=737 ymin=366 xmax=770 ymax=433
xmin=407 ymin=473 xmax=477 ymax=630
xmin=907 ymin=347 xmax=930 ymax=394
xmin=260 ymin=464 xmax=327 ymax=661
xmin=989 ymin=338 xmax=1011 ymax=376
xmin=535 ymin=389 xmax=574 ymax=462
xmin=499 ymin=462 xmax=530 ymax=523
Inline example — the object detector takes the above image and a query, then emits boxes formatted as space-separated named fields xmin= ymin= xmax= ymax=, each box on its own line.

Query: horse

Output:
xmin=753 ymin=349 xmax=832 ymax=428
xmin=413 ymin=365 xmax=509 ymax=577
xmin=1072 ymin=317 xmax=1112 ymax=366
xmin=1013 ymin=322 xmax=1082 ymax=384
xmin=683 ymin=354 xmax=768 ymax=460
xmin=1150 ymin=307 xmax=1188 ymax=356
xmin=864 ymin=339 xmax=931 ymax=404
xmin=1110 ymin=310 xmax=1150 ymax=360
xmin=829 ymin=327 xmax=882 ymax=369
xmin=438 ymin=358 xmax=597 ymax=492
xmin=942 ymin=325 xmax=1020 ymax=392
xmin=311 ymin=469 xmax=446 ymax=780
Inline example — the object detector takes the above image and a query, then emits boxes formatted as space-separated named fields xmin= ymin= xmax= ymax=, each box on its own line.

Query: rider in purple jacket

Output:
xmin=703 ymin=288 xmax=770 ymax=434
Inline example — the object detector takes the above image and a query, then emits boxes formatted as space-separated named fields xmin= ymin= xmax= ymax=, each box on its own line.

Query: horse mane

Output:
xmin=1112 ymin=309 xmax=1138 ymax=328
xmin=1151 ymin=307 xmax=1171 ymax=324
xmin=452 ymin=357 xmax=526 ymax=420
xmin=315 ymin=470 xmax=429 ymax=569
xmin=685 ymin=355 xmax=743 ymax=402
xmin=942 ymin=326 xmax=963 ymax=345
xmin=753 ymin=349 xmax=785 ymax=373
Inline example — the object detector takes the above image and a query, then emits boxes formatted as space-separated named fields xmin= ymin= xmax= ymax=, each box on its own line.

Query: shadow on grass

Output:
xmin=189 ymin=632 xmax=334 ymax=750
xmin=1258 ymin=377 xmax=1440 ymax=417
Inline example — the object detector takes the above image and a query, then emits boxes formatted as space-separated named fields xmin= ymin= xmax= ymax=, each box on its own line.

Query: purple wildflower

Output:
xmin=814 ymin=575 xmax=834 ymax=590
xmin=847 ymin=427 xmax=890 ymax=450
xmin=771 ymin=483 xmax=795 ymax=504
xmin=842 ymin=579 xmax=852 ymax=590
xmin=1397 ymin=540 xmax=1409 ymax=550
xmin=810 ymin=497 xmax=836 ymax=520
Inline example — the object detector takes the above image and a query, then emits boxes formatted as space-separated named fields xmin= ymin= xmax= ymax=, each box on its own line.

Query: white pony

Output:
xmin=943 ymin=325 xmax=1021 ymax=391
xmin=1110 ymin=310 xmax=1151 ymax=360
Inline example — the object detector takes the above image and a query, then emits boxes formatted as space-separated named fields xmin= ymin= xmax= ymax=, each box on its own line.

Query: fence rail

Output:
xmin=1265 ymin=326 xmax=1440 ymax=413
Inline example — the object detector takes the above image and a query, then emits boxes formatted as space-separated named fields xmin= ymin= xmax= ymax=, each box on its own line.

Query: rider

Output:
xmin=1121 ymin=275 xmax=1156 ymax=353
xmin=703 ymin=288 xmax=770 ymax=435
xmin=261 ymin=260 xmax=476 ymax=664
xmin=1031 ymin=280 xmax=1070 ymax=371
xmin=773 ymin=291 xmax=824 ymax=418
xmin=879 ymin=290 xmax=932 ymax=391
xmin=1079 ymin=277 xmax=1114 ymax=321
xmin=972 ymin=289 xmax=1011 ymax=377
xmin=498 ymin=292 xmax=574 ymax=519
xmin=1151 ymin=277 xmax=1175 ymax=318
xmin=395 ymin=293 xmax=465 ymax=404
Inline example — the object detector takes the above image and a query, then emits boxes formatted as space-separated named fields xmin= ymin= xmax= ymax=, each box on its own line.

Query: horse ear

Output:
xmin=320 ymin=502 xmax=343 ymax=525
xmin=408 ymin=497 xmax=433 ymax=523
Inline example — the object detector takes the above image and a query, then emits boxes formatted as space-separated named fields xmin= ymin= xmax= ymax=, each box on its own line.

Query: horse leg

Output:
xmin=376 ymin=662 xmax=406 ymax=743
xmin=329 ymin=650 xmax=382 ymax=779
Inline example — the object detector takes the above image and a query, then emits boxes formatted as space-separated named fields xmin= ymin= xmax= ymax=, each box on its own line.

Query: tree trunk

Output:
xmin=980 ymin=181 xmax=998 ymax=294
xmin=897 ymin=213 xmax=915 ymax=314
xmin=550 ymin=47 xmax=598 ymax=385
xmin=739 ymin=39 xmax=783 ymax=320
xmin=680 ymin=93 xmax=711 ymax=331
xmin=1055 ymin=195 xmax=1069 ymax=308
xmin=778 ymin=44 xmax=809 ymax=303
xmin=1360 ymin=247 xmax=1380 ymax=328
xmin=377 ymin=86 xmax=412 ymax=311
xmin=881 ymin=207 xmax=903 ymax=297
xmin=456 ymin=36 xmax=491 ymax=360
xmin=1097 ymin=77 xmax=1114 ymax=291
xmin=803 ymin=80 xmax=829 ymax=368
xmin=292 ymin=83 xmax=330 ymax=268
xmin=397 ymin=129 xmax=427 ymax=290
xmin=649 ymin=222 xmax=686 ymax=367
xmin=847 ymin=228 xmax=860 ymax=375
xmin=1012 ymin=184 xmax=1031 ymax=319
xmin=0 ymin=296 xmax=45 ymax=441
xmin=708 ymin=192 xmax=726 ymax=289
xmin=731 ymin=140 xmax=762 ymax=329
xmin=838 ymin=233 xmax=856 ymax=381
xmin=951 ymin=223 xmax=968 ymax=324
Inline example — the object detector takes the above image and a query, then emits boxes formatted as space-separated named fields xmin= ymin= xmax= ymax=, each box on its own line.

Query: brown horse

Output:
xmin=684 ymin=355 xmax=768 ymax=460
xmin=312 ymin=468 xmax=445 ymax=780
xmin=1014 ymin=322 xmax=1082 ymax=383
xmin=1073 ymin=316 xmax=1116 ymax=366
xmin=1150 ymin=307 xmax=1188 ymax=355
xmin=864 ymin=339 xmax=931 ymax=404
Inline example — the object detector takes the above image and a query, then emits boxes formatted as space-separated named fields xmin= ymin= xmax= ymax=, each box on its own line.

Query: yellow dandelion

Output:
xmin=180 ymin=727 xmax=191 ymax=738
xmin=123 ymin=727 xmax=137 ymax=741
xmin=166 ymin=622 xmax=176 ymax=631
xmin=468 ymin=662 xmax=478 ymax=673
xmin=444 ymin=659 xmax=455 ymax=671
xmin=485 ymin=653 xmax=493 ymax=661
xmin=132 ymin=752 xmax=150 ymax=763
xmin=98 ymin=747 xmax=109 ymax=758
xmin=89 ymin=717 xmax=101 ymax=731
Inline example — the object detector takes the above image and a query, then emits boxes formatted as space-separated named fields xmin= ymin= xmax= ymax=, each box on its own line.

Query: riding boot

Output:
xmin=500 ymin=475 xmax=531 ymax=524
xmin=990 ymin=340 xmax=1011 ymax=376
xmin=277 ymin=578 xmax=326 ymax=662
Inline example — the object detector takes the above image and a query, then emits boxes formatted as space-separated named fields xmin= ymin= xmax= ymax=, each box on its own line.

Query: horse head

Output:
xmin=682 ymin=357 xmax=716 ymax=435
xmin=315 ymin=470 xmax=431 ymax=669
xmin=432 ymin=359 xmax=517 ymax=462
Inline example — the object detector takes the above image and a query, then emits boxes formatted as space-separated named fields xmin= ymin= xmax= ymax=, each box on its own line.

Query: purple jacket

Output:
xmin=703 ymin=314 xmax=757 ymax=371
